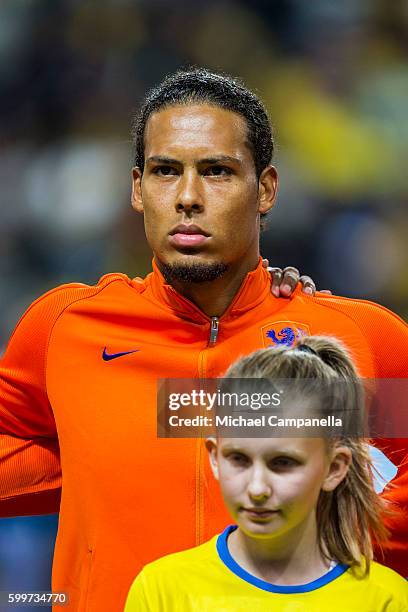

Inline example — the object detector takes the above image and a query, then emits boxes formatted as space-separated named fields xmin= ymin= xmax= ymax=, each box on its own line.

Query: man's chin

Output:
xmin=158 ymin=259 xmax=229 ymax=284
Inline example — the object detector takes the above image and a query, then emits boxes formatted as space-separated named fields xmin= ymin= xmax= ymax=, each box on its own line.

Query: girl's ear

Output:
xmin=322 ymin=445 xmax=352 ymax=492
xmin=205 ymin=438 xmax=219 ymax=481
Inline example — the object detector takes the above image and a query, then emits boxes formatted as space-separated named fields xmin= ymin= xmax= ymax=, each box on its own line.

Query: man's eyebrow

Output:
xmin=146 ymin=156 xmax=181 ymax=165
xmin=199 ymin=155 xmax=242 ymax=165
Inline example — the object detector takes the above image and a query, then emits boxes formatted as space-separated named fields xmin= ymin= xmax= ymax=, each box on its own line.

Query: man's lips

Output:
xmin=168 ymin=224 xmax=210 ymax=248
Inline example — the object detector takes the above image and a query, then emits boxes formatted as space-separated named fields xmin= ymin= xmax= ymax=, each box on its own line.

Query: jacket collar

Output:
xmin=144 ymin=257 xmax=273 ymax=321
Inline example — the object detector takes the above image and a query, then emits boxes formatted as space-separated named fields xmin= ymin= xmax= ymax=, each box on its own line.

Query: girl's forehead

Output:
xmin=219 ymin=437 xmax=326 ymax=456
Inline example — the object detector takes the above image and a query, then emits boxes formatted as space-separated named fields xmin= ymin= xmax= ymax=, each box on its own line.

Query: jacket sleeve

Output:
xmin=0 ymin=290 xmax=64 ymax=516
xmin=357 ymin=301 xmax=408 ymax=575
xmin=0 ymin=275 xmax=129 ymax=517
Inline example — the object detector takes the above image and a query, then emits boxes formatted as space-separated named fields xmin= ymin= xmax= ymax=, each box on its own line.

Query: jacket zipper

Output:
xmin=195 ymin=316 xmax=219 ymax=545
xmin=167 ymin=287 xmax=220 ymax=346
xmin=167 ymin=277 xmax=257 ymax=542
xmin=208 ymin=316 xmax=219 ymax=346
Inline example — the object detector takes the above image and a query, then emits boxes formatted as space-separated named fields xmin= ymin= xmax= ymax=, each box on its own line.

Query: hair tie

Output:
xmin=295 ymin=344 xmax=318 ymax=357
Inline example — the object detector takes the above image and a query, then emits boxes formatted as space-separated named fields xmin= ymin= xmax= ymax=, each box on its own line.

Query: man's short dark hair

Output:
xmin=132 ymin=67 xmax=274 ymax=179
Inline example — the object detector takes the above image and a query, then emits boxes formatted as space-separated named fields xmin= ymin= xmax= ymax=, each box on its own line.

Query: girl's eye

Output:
xmin=228 ymin=452 xmax=248 ymax=466
xmin=205 ymin=166 xmax=232 ymax=176
xmin=153 ymin=166 xmax=177 ymax=176
xmin=270 ymin=457 xmax=299 ymax=470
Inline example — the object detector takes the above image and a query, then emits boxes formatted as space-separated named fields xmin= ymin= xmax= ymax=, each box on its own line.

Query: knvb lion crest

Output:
xmin=261 ymin=321 xmax=310 ymax=348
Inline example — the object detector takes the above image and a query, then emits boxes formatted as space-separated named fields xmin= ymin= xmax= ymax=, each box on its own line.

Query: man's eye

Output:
xmin=205 ymin=166 xmax=232 ymax=177
xmin=153 ymin=166 xmax=177 ymax=176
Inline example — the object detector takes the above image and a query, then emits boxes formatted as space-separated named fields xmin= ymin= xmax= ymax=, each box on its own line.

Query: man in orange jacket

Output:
xmin=1 ymin=68 xmax=407 ymax=611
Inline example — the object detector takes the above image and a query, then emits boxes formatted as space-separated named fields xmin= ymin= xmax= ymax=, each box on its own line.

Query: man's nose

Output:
xmin=247 ymin=465 xmax=271 ymax=501
xmin=175 ymin=171 xmax=204 ymax=214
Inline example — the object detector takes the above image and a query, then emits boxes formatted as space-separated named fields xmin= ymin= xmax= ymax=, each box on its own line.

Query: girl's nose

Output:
xmin=247 ymin=465 xmax=271 ymax=501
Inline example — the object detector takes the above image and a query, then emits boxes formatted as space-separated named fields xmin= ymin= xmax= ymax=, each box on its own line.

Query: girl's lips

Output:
xmin=169 ymin=233 xmax=209 ymax=248
xmin=243 ymin=508 xmax=279 ymax=519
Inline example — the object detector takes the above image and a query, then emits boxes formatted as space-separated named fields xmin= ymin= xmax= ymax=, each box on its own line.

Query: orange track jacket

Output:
xmin=1 ymin=259 xmax=407 ymax=611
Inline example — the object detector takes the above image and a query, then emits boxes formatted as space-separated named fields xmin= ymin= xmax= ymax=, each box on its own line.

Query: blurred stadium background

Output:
xmin=1 ymin=0 xmax=407 ymax=606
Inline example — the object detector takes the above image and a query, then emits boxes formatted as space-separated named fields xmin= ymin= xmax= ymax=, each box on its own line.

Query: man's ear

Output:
xmin=205 ymin=438 xmax=219 ymax=481
xmin=321 ymin=445 xmax=352 ymax=492
xmin=258 ymin=165 xmax=278 ymax=215
xmin=131 ymin=167 xmax=144 ymax=213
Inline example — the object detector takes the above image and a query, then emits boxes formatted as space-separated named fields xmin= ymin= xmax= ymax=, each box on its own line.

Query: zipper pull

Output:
xmin=209 ymin=317 xmax=219 ymax=346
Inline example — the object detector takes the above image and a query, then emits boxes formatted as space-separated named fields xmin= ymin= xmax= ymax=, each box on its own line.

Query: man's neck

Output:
xmin=157 ymin=256 xmax=260 ymax=317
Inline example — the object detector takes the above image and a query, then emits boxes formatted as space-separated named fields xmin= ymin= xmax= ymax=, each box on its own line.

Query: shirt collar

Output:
xmin=216 ymin=525 xmax=349 ymax=594
xmin=143 ymin=257 xmax=273 ymax=321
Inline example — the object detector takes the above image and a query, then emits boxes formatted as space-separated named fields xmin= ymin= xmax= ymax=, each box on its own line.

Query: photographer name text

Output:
xmin=168 ymin=415 xmax=343 ymax=428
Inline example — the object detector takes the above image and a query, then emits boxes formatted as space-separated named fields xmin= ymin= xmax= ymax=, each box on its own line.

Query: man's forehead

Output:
xmin=144 ymin=103 xmax=250 ymax=158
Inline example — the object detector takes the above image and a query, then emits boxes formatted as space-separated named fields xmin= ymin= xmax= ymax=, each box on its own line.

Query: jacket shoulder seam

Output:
xmin=314 ymin=293 xmax=406 ymax=327
xmin=42 ymin=276 xmax=131 ymax=398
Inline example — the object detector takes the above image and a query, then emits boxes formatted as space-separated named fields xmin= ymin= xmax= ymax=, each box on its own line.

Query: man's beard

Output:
xmin=159 ymin=261 xmax=229 ymax=284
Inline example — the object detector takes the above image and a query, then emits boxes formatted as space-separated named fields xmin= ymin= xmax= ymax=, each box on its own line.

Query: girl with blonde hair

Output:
xmin=125 ymin=337 xmax=408 ymax=611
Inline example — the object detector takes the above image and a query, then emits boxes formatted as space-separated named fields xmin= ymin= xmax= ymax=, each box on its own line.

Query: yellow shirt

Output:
xmin=125 ymin=526 xmax=408 ymax=611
